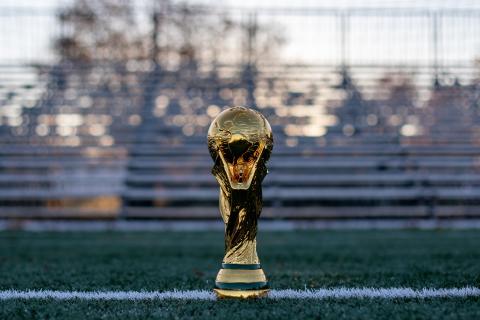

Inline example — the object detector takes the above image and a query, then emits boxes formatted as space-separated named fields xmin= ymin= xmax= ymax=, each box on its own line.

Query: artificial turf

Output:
xmin=1 ymin=230 xmax=479 ymax=319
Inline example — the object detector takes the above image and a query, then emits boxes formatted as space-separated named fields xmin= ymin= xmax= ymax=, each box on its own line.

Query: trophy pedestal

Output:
xmin=214 ymin=263 xmax=269 ymax=299
xmin=214 ymin=288 xmax=269 ymax=299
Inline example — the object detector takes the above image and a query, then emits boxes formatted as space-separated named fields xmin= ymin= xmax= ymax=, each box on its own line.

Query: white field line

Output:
xmin=1 ymin=288 xmax=479 ymax=300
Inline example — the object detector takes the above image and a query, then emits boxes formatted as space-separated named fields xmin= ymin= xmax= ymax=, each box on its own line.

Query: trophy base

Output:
xmin=214 ymin=288 xmax=269 ymax=299
xmin=214 ymin=263 xmax=269 ymax=299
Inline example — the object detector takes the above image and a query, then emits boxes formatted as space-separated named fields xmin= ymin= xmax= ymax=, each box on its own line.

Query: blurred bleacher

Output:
xmin=1 ymin=4 xmax=480 ymax=220
xmin=1 ymin=61 xmax=480 ymax=220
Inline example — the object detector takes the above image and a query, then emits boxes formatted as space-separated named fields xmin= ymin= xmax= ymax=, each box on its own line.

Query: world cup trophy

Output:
xmin=207 ymin=106 xmax=274 ymax=298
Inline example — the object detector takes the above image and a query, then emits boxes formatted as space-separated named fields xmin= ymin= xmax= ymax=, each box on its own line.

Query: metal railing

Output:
xmin=1 ymin=5 xmax=480 ymax=69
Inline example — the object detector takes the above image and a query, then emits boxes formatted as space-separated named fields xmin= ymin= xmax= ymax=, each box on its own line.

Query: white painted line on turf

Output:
xmin=0 ymin=290 xmax=216 ymax=301
xmin=267 ymin=287 xmax=480 ymax=299
xmin=1 ymin=287 xmax=479 ymax=300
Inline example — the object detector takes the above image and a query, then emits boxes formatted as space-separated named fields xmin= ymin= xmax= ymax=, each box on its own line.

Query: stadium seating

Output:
xmin=1 ymin=62 xmax=480 ymax=219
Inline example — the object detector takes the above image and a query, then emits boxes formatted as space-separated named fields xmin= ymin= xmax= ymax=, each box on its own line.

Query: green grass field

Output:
xmin=1 ymin=230 xmax=480 ymax=319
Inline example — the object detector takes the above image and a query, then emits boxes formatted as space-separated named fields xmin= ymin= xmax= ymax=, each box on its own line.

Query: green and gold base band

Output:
xmin=221 ymin=263 xmax=261 ymax=270
xmin=215 ymin=282 xmax=268 ymax=290
xmin=214 ymin=264 xmax=269 ymax=298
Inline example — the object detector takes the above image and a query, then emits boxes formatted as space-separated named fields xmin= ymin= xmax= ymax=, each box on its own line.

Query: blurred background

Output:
xmin=1 ymin=0 xmax=480 ymax=224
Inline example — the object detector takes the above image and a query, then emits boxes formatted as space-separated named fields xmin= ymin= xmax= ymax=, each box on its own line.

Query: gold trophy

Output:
xmin=207 ymin=106 xmax=273 ymax=299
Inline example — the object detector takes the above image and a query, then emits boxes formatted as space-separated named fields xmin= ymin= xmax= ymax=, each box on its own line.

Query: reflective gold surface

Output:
xmin=207 ymin=106 xmax=273 ymax=298
xmin=214 ymin=289 xmax=269 ymax=299
xmin=216 ymin=268 xmax=267 ymax=283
